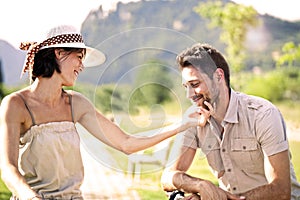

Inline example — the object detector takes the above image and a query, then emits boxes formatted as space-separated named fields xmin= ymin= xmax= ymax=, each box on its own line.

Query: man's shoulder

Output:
xmin=235 ymin=91 xmax=276 ymax=112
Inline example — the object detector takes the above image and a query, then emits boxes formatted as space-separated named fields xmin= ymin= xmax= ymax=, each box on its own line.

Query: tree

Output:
xmin=194 ymin=1 xmax=259 ymax=73
xmin=132 ymin=60 xmax=174 ymax=106
xmin=276 ymin=42 xmax=300 ymax=67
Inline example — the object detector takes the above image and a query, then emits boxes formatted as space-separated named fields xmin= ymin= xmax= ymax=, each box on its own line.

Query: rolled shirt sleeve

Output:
xmin=255 ymin=107 xmax=289 ymax=156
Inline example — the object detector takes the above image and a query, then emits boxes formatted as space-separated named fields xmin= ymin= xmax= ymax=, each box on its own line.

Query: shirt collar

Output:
xmin=223 ymin=89 xmax=239 ymax=124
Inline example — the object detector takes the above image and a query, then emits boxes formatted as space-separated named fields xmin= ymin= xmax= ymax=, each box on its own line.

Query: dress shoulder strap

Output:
xmin=65 ymin=91 xmax=75 ymax=123
xmin=17 ymin=93 xmax=36 ymax=125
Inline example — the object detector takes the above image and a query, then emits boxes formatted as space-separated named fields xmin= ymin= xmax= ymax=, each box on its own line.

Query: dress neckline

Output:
xmin=21 ymin=121 xmax=76 ymax=137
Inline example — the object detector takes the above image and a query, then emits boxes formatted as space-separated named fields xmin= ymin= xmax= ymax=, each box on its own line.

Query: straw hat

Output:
xmin=20 ymin=25 xmax=106 ymax=77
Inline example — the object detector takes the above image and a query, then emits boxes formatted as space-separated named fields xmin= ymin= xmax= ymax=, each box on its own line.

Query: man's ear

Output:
xmin=214 ymin=68 xmax=224 ymax=82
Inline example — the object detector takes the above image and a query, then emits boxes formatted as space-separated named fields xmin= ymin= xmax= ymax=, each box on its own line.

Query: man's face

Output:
xmin=182 ymin=66 xmax=216 ymax=109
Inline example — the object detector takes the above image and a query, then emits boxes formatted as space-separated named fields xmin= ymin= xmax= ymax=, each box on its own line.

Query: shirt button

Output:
xmin=208 ymin=145 xmax=212 ymax=149
xmin=227 ymin=168 xmax=231 ymax=172
xmin=233 ymin=187 xmax=237 ymax=191
xmin=243 ymin=146 xmax=246 ymax=150
xmin=222 ymin=148 xmax=226 ymax=152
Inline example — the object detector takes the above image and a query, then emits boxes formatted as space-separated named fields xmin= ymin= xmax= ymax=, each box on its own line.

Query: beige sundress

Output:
xmin=15 ymin=93 xmax=84 ymax=200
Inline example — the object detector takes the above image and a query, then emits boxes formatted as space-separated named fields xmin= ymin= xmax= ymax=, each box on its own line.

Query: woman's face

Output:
xmin=56 ymin=49 xmax=85 ymax=86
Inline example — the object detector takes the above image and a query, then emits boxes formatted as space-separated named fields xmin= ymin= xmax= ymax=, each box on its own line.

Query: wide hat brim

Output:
xmin=85 ymin=46 xmax=106 ymax=67
xmin=40 ymin=42 xmax=106 ymax=67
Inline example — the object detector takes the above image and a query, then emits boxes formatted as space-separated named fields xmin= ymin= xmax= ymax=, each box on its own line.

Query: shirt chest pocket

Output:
xmin=202 ymin=137 xmax=225 ymax=176
xmin=202 ymin=137 xmax=220 ymax=153
xmin=230 ymin=138 xmax=264 ymax=173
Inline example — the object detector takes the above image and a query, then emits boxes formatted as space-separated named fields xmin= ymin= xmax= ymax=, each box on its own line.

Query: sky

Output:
xmin=0 ymin=0 xmax=299 ymax=49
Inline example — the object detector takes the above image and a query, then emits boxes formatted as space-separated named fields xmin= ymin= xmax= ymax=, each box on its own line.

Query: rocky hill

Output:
xmin=79 ymin=0 xmax=300 ymax=84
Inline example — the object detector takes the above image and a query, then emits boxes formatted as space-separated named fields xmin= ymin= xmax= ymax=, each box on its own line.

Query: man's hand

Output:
xmin=183 ymin=101 xmax=212 ymax=129
xmin=197 ymin=180 xmax=245 ymax=200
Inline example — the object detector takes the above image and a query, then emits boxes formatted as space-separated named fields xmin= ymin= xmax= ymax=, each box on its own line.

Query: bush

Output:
xmin=243 ymin=70 xmax=285 ymax=102
xmin=238 ymin=67 xmax=300 ymax=102
xmin=282 ymin=67 xmax=300 ymax=100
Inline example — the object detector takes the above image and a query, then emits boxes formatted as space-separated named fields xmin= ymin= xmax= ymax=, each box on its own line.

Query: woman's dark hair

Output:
xmin=32 ymin=47 xmax=86 ymax=82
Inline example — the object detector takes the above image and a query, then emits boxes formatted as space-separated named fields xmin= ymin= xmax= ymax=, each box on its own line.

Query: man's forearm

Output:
xmin=162 ymin=170 xmax=244 ymax=200
xmin=161 ymin=170 xmax=204 ymax=193
xmin=172 ymin=171 xmax=206 ymax=194
xmin=241 ymin=183 xmax=291 ymax=200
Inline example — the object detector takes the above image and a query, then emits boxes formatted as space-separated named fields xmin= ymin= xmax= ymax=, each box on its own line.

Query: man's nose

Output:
xmin=186 ymin=86 xmax=194 ymax=99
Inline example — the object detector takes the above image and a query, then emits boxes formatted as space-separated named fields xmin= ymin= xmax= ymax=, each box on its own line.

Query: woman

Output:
xmin=0 ymin=25 xmax=209 ymax=200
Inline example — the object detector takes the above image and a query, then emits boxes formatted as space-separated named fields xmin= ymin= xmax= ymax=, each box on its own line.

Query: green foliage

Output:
xmin=290 ymin=141 xmax=300 ymax=180
xmin=276 ymin=101 xmax=300 ymax=128
xmin=281 ymin=68 xmax=300 ymax=101
xmin=71 ymin=82 xmax=130 ymax=114
xmin=130 ymin=60 xmax=175 ymax=112
xmin=0 ymin=173 xmax=11 ymax=199
xmin=194 ymin=1 xmax=259 ymax=72
xmin=238 ymin=68 xmax=300 ymax=102
xmin=0 ymin=84 xmax=5 ymax=100
xmin=136 ymin=188 xmax=168 ymax=200
xmin=72 ymin=60 xmax=179 ymax=115
xmin=242 ymin=70 xmax=285 ymax=101
xmin=94 ymin=84 xmax=125 ymax=114
xmin=0 ymin=84 xmax=24 ymax=102
xmin=276 ymin=42 xmax=300 ymax=67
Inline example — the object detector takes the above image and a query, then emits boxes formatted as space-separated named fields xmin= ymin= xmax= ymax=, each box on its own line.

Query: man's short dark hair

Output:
xmin=176 ymin=43 xmax=230 ymax=88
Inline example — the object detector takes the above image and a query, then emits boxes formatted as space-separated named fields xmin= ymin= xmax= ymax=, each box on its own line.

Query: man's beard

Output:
xmin=191 ymin=93 xmax=211 ymax=110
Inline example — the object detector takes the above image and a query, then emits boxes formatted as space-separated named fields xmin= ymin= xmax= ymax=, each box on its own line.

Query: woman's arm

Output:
xmin=72 ymin=92 xmax=203 ymax=154
xmin=0 ymin=94 xmax=40 ymax=199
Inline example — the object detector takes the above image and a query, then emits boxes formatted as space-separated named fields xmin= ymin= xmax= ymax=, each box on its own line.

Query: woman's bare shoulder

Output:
xmin=64 ymin=90 xmax=94 ymax=115
xmin=0 ymin=89 xmax=30 ymax=118
xmin=64 ymin=90 xmax=91 ymax=103
xmin=1 ymin=89 xmax=27 ymax=107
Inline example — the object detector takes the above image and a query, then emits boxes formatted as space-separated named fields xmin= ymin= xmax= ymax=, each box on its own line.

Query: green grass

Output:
xmin=0 ymin=176 xmax=11 ymax=200
xmin=136 ymin=188 xmax=168 ymax=200
xmin=290 ymin=141 xmax=300 ymax=179
xmin=276 ymin=100 xmax=300 ymax=128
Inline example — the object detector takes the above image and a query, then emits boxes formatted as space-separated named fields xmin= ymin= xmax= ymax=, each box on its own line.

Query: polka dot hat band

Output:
xmin=19 ymin=33 xmax=83 ymax=77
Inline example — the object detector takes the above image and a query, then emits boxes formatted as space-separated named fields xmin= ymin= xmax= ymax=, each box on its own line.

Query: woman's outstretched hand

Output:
xmin=179 ymin=101 xmax=213 ymax=132
xmin=196 ymin=101 xmax=213 ymax=127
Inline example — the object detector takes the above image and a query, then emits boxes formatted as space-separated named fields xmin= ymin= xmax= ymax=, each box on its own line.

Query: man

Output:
xmin=161 ymin=43 xmax=300 ymax=200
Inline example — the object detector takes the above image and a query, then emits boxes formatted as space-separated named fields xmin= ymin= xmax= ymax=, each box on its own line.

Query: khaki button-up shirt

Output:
xmin=183 ymin=90 xmax=300 ymax=198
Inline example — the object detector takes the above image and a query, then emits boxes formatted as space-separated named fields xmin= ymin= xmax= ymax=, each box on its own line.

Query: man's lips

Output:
xmin=191 ymin=94 xmax=204 ymax=103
